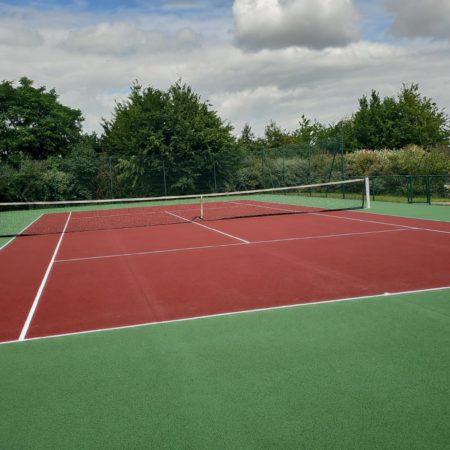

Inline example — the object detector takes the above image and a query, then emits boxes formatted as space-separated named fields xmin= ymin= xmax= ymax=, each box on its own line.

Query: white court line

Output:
xmin=166 ymin=210 xmax=250 ymax=244
xmin=363 ymin=208 xmax=450 ymax=223
xmin=0 ymin=213 xmax=44 ymax=252
xmin=255 ymin=228 xmax=411 ymax=245
xmin=18 ymin=212 xmax=72 ymax=341
xmin=231 ymin=200 xmax=450 ymax=234
xmin=1 ymin=284 xmax=449 ymax=346
xmin=314 ymin=211 xmax=450 ymax=234
xmin=55 ymin=227 xmax=410 ymax=263
xmin=57 ymin=241 xmax=244 ymax=263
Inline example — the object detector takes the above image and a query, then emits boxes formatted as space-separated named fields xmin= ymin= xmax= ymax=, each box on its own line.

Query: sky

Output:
xmin=1 ymin=0 xmax=449 ymax=136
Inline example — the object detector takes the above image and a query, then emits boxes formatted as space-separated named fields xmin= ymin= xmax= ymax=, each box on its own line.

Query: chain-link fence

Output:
xmin=369 ymin=175 xmax=450 ymax=204
xmin=0 ymin=138 xmax=346 ymax=202
xmin=1 ymin=140 xmax=448 ymax=205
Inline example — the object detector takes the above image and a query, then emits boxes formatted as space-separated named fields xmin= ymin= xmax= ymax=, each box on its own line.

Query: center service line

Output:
xmin=165 ymin=210 xmax=250 ymax=244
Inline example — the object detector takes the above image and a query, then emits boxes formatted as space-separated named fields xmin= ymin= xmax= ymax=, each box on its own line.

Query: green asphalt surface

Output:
xmin=1 ymin=201 xmax=449 ymax=449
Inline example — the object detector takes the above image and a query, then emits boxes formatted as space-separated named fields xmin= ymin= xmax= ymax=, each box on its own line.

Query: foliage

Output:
xmin=263 ymin=121 xmax=294 ymax=148
xmin=0 ymin=134 xmax=113 ymax=202
xmin=0 ymin=156 xmax=73 ymax=202
xmin=237 ymin=123 xmax=260 ymax=152
xmin=345 ymin=149 xmax=390 ymax=176
xmin=345 ymin=146 xmax=450 ymax=177
xmin=101 ymin=81 xmax=241 ymax=195
xmin=352 ymin=84 xmax=449 ymax=150
xmin=228 ymin=146 xmax=340 ymax=191
xmin=0 ymin=77 xmax=83 ymax=160
xmin=58 ymin=135 xmax=110 ymax=199
xmin=1 ymin=78 xmax=449 ymax=203
xmin=292 ymin=115 xmax=331 ymax=145
xmin=227 ymin=144 xmax=448 ymax=193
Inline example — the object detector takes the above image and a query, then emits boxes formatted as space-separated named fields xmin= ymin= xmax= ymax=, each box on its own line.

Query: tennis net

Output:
xmin=0 ymin=178 xmax=369 ymax=237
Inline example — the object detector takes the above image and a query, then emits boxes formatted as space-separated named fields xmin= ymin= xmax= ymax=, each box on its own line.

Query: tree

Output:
xmin=352 ymin=84 xmax=449 ymax=149
xmin=293 ymin=115 xmax=329 ymax=145
xmin=58 ymin=134 xmax=105 ymax=199
xmin=237 ymin=123 xmax=260 ymax=152
xmin=263 ymin=121 xmax=293 ymax=148
xmin=0 ymin=77 xmax=83 ymax=160
xmin=101 ymin=81 xmax=241 ymax=195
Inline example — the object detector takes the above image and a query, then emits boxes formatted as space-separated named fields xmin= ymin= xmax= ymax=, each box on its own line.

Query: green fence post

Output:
xmin=213 ymin=160 xmax=218 ymax=192
xmin=108 ymin=157 xmax=114 ymax=198
xmin=426 ymin=175 xmax=431 ymax=204
xmin=308 ymin=145 xmax=311 ymax=183
xmin=406 ymin=175 xmax=413 ymax=203
xmin=162 ymin=160 xmax=167 ymax=196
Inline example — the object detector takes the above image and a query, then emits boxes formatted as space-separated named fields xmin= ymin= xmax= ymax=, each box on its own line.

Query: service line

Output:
xmin=55 ymin=227 xmax=411 ymax=263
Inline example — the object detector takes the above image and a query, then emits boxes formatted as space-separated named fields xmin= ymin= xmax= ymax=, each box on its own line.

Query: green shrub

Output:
xmin=345 ymin=146 xmax=449 ymax=178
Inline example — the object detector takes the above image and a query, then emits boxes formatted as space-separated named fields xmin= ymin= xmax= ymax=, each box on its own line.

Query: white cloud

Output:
xmin=386 ymin=0 xmax=450 ymax=40
xmin=232 ymin=0 xmax=360 ymax=51
xmin=207 ymin=41 xmax=420 ymax=133
xmin=60 ymin=22 xmax=202 ymax=56
xmin=0 ymin=21 xmax=44 ymax=47
xmin=0 ymin=2 xmax=449 ymax=137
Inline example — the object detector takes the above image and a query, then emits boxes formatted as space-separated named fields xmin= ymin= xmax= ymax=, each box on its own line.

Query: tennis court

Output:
xmin=1 ymin=180 xmax=450 ymax=449
xmin=1 ymin=179 xmax=449 ymax=344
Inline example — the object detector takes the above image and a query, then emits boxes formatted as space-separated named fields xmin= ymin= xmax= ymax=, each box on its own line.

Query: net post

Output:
xmin=200 ymin=195 xmax=204 ymax=219
xmin=364 ymin=177 xmax=371 ymax=209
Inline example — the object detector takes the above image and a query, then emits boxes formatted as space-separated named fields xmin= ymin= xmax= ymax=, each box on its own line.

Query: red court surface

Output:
xmin=1 ymin=205 xmax=449 ymax=343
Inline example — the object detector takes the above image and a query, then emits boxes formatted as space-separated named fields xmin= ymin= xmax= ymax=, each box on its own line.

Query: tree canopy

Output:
xmin=351 ymin=84 xmax=449 ymax=150
xmin=101 ymin=81 xmax=241 ymax=194
xmin=0 ymin=78 xmax=448 ymax=202
xmin=237 ymin=85 xmax=449 ymax=152
xmin=0 ymin=77 xmax=83 ymax=160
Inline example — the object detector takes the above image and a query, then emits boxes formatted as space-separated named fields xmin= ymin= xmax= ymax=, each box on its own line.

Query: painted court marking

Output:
xmin=55 ymin=227 xmax=412 ymax=263
xmin=166 ymin=210 xmax=250 ymax=243
xmin=18 ymin=212 xmax=72 ymax=341
xmin=315 ymin=211 xmax=450 ymax=234
xmin=231 ymin=200 xmax=450 ymax=234
xmin=0 ymin=213 xmax=44 ymax=251
xmin=2 ymin=202 xmax=448 ymax=346
xmin=1 ymin=285 xmax=448 ymax=346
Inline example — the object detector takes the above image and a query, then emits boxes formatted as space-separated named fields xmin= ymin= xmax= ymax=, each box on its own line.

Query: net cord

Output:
xmin=201 ymin=178 xmax=364 ymax=199
xmin=0 ymin=178 xmax=365 ymax=208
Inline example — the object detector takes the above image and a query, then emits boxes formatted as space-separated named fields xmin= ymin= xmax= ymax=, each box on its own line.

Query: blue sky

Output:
xmin=3 ymin=0 xmax=392 ymax=38
xmin=2 ymin=0 xmax=233 ymax=13
xmin=0 ymin=0 xmax=449 ymax=135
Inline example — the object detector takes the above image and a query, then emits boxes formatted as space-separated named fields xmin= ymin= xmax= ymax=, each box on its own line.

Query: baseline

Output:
xmin=1 ymin=285 xmax=448 ymax=346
